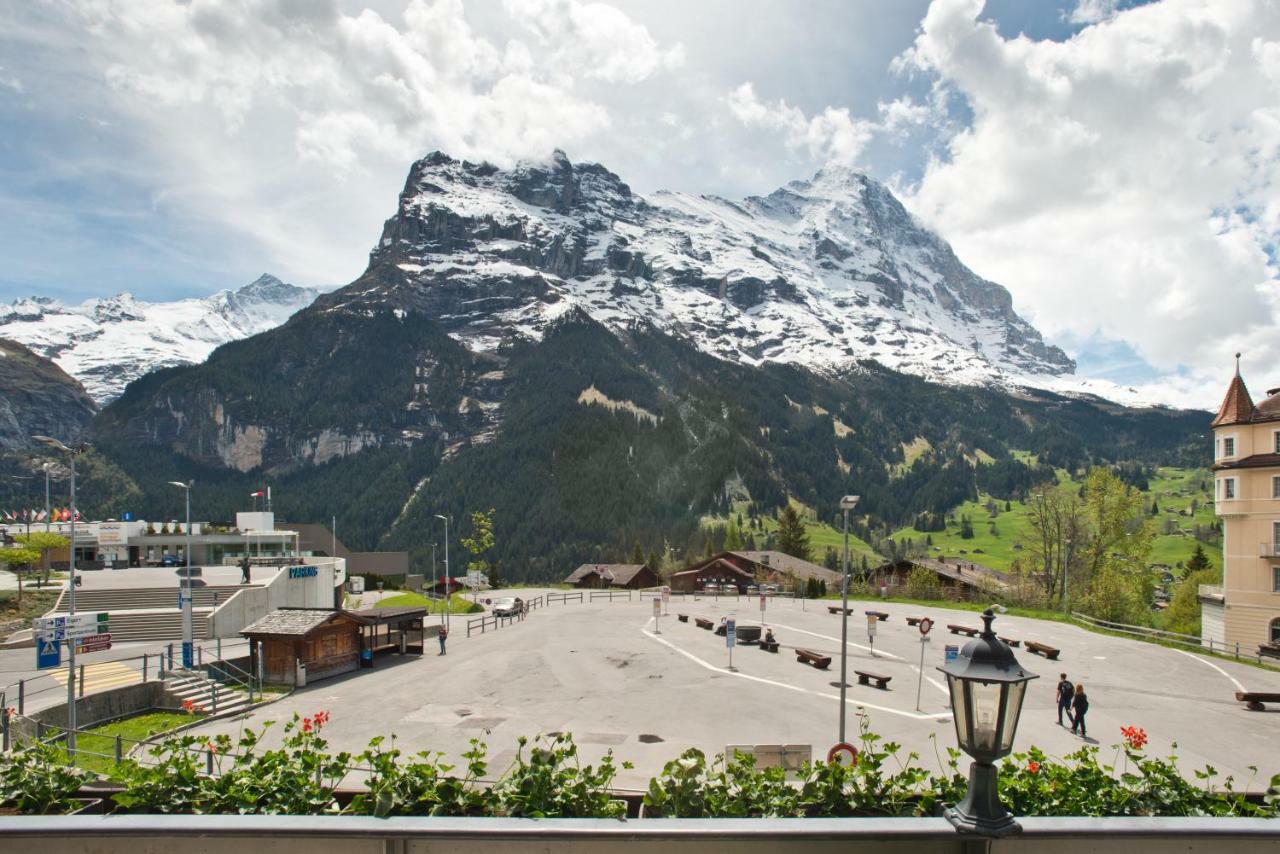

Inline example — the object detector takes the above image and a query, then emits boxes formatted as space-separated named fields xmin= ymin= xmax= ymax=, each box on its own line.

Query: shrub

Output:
xmin=904 ymin=566 xmax=943 ymax=600
xmin=0 ymin=738 xmax=86 ymax=814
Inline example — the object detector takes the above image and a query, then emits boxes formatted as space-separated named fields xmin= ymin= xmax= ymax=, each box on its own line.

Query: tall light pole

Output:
xmin=43 ymin=463 xmax=53 ymax=533
xmin=434 ymin=514 xmax=449 ymax=629
xmin=838 ymin=494 xmax=860 ymax=744
xmin=168 ymin=481 xmax=194 ymax=669
xmin=32 ymin=436 xmax=88 ymax=759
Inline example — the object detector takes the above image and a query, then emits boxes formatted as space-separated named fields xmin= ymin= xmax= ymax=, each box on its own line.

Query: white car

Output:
xmin=492 ymin=597 xmax=520 ymax=617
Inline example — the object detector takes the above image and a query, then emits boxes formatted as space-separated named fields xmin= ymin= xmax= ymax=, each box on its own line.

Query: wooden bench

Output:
xmin=1259 ymin=643 xmax=1280 ymax=661
xmin=1026 ymin=641 xmax=1060 ymax=660
xmin=1235 ymin=691 xmax=1280 ymax=711
xmin=695 ymin=617 xmax=714 ymax=630
xmin=677 ymin=614 xmax=689 ymax=623
xmin=948 ymin=624 xmax=979 ymax=637
xmin=759 ymin=640 xmax=780 ymax=653
xmin=906 ymin=616 xmax=924 ymax=627
xmin=714 ymin=622 xmax=727 ymax=636
xmin=855 ymin=670 xmax=892 ymax=690
xmin=999 ymin=636 xmax=1021 ymax=648
xmin=795 ymin=648 xmax=832 ymax=669
xmin=828 ymin=606 xmax=854 ymax=616
xmin=865 ymin=610 xmax=889 ymax=621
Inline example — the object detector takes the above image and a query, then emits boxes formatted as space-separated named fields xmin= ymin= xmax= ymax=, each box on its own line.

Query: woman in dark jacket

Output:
xmin=1070 ymin=683 xmax=1089 ymax=737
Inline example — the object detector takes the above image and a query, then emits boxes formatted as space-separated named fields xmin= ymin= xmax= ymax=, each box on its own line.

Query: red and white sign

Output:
xmin=918 ymin=617 xmax=933 ymax=636
xmin=75 ymin=633 xmax=112 ymax=653
xmin=826 ymin=742 xmax=858 ymax=767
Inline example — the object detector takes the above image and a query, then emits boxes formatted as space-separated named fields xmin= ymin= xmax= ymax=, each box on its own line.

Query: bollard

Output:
xmin=143 ymin=654 xmax=148 ymax=682
xmin=2 ymin=708 xmax=9 ymax=752
xmin=79 ymin=664 xmax=85 ymax=698
xmin=212 ymin=683 xmax=219 ymax=714
xmin=207 ymin=749 xmax=214 ymax=774
xmin=115 ymin=734 xmax=123 ymax=765
xmin=17 ymin=680 xmax=23 ymax=715
xmin=168 ymin=643 xmax=174 ymax=671
xmin=36 ymin=721 xmax=44 ymax=740
xmin=217 ymin=637 xmax=222 ymax=661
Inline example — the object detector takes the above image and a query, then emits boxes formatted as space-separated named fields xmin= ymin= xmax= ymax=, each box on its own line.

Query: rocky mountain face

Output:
xmin=0 ymin=274 xmax=323 ymax=404
xmin=0 ymin=338 xmax=97 ymax=453
xmin=319 ymin=151 xmax=1073 ymax=386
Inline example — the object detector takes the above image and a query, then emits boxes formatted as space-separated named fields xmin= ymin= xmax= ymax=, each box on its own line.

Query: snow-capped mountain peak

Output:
xmin=320 ymin=150 xmax=1073 ymax=387
xmin=0 ymin=275 xmax=324 ymax=403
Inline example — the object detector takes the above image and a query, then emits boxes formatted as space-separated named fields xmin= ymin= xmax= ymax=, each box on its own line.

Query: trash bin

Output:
xmin=360 ymin=647 xmax=373 ymax=668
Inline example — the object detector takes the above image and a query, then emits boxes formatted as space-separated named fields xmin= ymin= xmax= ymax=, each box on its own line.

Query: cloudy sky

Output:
xmin=1 ymin=0 xmax=1278 ymax=409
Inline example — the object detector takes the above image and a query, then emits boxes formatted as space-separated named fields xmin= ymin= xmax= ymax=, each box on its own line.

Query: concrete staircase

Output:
xmin=164 ymin=670 xmax=254 ymax=718
xmin=45 ymin=585 xmax=258 ymax=642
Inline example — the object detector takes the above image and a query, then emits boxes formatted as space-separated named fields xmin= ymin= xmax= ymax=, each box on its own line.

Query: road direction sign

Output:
xmin=33 ymin=612 xmax=109 ymax=641
xmin=653 ymin=598 xmax=661 ymax=616
xmin=918 ymin=617 xmax=934 ymax=636
xmin=726 ymin=618 xmax=736 ymax=648
xmin=76 ymin=636 xmax=112 ymax=653
xmin=36 ymin=636 xmax=61 ymax=669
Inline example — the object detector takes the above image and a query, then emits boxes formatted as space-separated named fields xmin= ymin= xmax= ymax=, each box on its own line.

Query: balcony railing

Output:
xmin=1259 ymin=543 xmax=1280 ymax=558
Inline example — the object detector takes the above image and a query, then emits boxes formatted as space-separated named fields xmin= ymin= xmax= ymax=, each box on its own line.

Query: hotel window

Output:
xmin=1220 ymin=478 xmax=1237 ymax=500
xmin=1222 ymin=436 xmax=1235 ymax=458
xmin=1274 ymin=476 xmax=1280 ymax=499
xmin=1274 ymin=567 xmax=1280 ymax=594
xmin=1272 ymin=618 xmax=1280 ymax=642
xmin=1275 ymin=431 xmax=1280 ymax=453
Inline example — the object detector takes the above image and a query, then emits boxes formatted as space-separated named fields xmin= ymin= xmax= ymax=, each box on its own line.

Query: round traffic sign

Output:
xmin=827 ymin=742 xmax=858 ymax=767
xmin=918 ymin=617 xmax=933 ymax=636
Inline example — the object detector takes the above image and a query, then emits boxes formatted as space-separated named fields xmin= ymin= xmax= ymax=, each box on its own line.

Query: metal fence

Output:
xmin=1070 ymin=611 xmax=1277 ymax=666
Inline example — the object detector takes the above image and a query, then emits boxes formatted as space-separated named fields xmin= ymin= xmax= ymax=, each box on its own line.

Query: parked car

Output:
xmin=492 ymin=598 xmax=520 ymax=617
xmin=159 ymin=554 xmax=181 ymax=567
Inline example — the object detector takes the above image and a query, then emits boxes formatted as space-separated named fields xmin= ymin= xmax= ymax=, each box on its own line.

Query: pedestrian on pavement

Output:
xmin=1070 ymin=683 xmax=1089 ymax=737
xmin=239 ymin=554 xmax=251 ymax=584
xmin=1055 ymin=673 xmax=1074 ymax=726
xmin=438 ymin=624 xmax=448 ymax=656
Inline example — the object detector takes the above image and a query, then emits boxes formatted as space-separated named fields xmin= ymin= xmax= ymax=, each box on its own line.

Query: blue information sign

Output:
xmin=36 ymin=636 xmax=61 ymax=669
xmin=944 ymin=644 xmax=959 ymax=664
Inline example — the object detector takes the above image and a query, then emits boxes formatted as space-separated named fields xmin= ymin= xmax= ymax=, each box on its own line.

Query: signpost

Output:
xmin=760 ymin=593 xmax=767 ymax=626
xmin=661 ymin=585 xmax=670 ymax=615
xmin=75 ymin=633 xmax=112 ymax=654
xmin=652 ymin=597 xmax=662 ymax=633
xmin=866 ymin=613 xmax=877 ymax=657
xmin=726 ymin=617 xmax=737 ymax=672
xmin=36 ymin=636 xmax=60 ymax=669
xmin=35 ymin=613 xmax=110 ymax=668
xmin=915 ymin=617 xmax=934 ymax=711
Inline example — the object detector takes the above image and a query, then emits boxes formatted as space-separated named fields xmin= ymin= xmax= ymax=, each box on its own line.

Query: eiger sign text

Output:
xmin=289 ymin=566 xmax=319 ymax=580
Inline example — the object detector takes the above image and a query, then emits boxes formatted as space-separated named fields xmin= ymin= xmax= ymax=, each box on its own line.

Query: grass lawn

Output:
xmin=59 ymin=711 xmax=199 ymax=778
xmin=0 ymin=588 xmax=61 ymax=628
xmin=376 ymin=592 xmax=482 ymax=614
xmin=888 ymin=464 xmax=1219 ymax=576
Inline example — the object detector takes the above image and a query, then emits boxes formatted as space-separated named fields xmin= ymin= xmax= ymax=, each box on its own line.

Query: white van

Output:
xmin=348 ymin=576 xmax=365 ymax=594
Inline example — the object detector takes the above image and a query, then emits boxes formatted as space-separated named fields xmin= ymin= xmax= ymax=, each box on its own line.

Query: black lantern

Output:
xmin=936 ymin=607 xmax=1038 ymax=837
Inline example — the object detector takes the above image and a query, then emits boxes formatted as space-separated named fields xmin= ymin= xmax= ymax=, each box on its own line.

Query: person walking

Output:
xmin=1055 ymin=673 xmax=1074 ymax=726
xmin=1070 ymin=683 xmax=1089 ymax=737
xmin=438 ymin=624 xmax=448 ymax=656
xmin=239 ymin=554 xmax=251 ymax=584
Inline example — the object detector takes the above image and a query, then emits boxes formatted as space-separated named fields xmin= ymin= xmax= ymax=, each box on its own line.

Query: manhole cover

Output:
xmin=455 ymin=708 xmax=473 ymax=717
xmin=638 ymin=734 xmax=664 ymax=744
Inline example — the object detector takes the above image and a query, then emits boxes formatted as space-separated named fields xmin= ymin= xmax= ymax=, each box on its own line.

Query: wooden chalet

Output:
xmin=563 ymin=563 xmax=658 ymax=589
xmin=241 ymin=608 xmax=366 ymax=686
xmin=871 ymin=557 xmax=1012 ymax=601
xmin=670 ymin=550 xmax=842 ymax=593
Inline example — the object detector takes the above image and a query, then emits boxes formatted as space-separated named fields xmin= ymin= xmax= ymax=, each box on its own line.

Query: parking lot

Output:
xmin=186 ymin=590 xmax=1280 ymax=790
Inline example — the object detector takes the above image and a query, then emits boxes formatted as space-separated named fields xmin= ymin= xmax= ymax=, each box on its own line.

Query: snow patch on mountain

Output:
xmin=0 ymin=275 xmax=323 ymax=403
xmin=321 ymin=151 xmax=1081 ymax=397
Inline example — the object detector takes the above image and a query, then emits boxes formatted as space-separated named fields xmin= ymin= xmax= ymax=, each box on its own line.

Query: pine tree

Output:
xmin=775 ymin=504 xmax=811 ymax=560
xmin=724 ymin=518 xmax=743 ymax=551
xmin=1186 ymin=543 xmax=1211 ymax=573
xmin=631 ymin=539 xmax=644 ymax=564
xmin=1151 ymin=500 xmax=1160 ymax=516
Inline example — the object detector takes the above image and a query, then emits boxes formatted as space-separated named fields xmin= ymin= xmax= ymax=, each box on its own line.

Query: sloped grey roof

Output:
xmin=564 ymin=563 xmax=649 ymax=584
xmin=240 ymin=608 xmax=359 ymax=637
xmin=729 ymin=551 xmax=843 ymax=584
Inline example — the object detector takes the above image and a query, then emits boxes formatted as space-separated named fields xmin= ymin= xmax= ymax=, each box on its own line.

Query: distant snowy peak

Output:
xmin=323 ymin=150 xmax=1074 ymax=391
xmin=0 ymin=275 xmax=323 ymax=404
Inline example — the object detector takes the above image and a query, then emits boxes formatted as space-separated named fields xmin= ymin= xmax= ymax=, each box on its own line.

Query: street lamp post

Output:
xmin=435 ymin=514 xmax=449 ymax=629
xmin=168 ymin=481 xmax=194 ymax=669
xmin=838 ymin=495 xmax=860 ymax=744
xmin=937 ymin=607 xmax=1038 ymax=837
xmin=31 ymin=436 xmax=88 ymax=758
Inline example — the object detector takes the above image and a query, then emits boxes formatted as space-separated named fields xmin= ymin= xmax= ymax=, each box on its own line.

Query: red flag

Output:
xmin=250 ymin=490 xmax=265 ymax=497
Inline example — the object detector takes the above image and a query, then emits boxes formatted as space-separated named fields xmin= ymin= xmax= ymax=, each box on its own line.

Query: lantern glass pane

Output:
xmin=970 ymin=680 xmax=1003 ymax=754
xmin=947 ymin=674 xmax=969 ymax=750
xmin=999 ymin=680 xmax=1028 ymax=752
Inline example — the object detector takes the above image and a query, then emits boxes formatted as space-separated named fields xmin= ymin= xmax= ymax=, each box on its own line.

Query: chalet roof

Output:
xmin=880 ymin=558 xmax=1011 ymax=591
xmin=670 ymin=558 xmax=755 ymax=580
xmin=1212 ymin=369 xmax=1256 ymax=428
xmin=564 ymin=563 xmax=649 ymax=585
xmin=729 ymin=550 xmax=843 ymax=584
xmin=240 ymin=608 xmax=364 ymax=638
xmin=1212 ymin=453 xmax=1280 ymax=471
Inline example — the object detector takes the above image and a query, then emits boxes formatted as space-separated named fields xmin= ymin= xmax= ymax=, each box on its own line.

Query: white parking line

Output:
xmin=766 ymin=622 xmax=904 ymax=660
xmin=641 ymin=620 xmax=949 ymax=722
xmin=1169 ymin=647 xmax=1247 ymax=693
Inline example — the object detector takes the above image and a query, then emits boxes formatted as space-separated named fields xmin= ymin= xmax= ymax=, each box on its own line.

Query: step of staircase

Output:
xmin=164 ymin=672 xmax=253 ymax=717
xmin=84 ymin=610 xmax=213 ymax=642
xmin=50 ymin=585 xmax=257 ymax=614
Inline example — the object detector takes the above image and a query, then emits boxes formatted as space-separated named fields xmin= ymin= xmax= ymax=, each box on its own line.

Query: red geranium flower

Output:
xmin=301 ymin=717 xmax=312 ymax=733
xmin=1027 ymin=760 xmax=1040 ymax=774
xmin=1120 ymin=726 xmax=1148 ymax=750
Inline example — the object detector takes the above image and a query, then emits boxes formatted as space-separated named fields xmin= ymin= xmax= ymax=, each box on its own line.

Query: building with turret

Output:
xmin=1202 ymin=360 xmax=1280 ymax=653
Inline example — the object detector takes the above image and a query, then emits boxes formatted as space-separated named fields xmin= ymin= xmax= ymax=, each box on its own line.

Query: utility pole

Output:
xmin=838 ymin=495 xmax=860 ymax=744
xmin=32 ymin=437 xmax=88 ymax=759
xmin=168 ymin=481 xmax=194 ymax=669
xmin=435 ymin=514 xmax=450 ymax=629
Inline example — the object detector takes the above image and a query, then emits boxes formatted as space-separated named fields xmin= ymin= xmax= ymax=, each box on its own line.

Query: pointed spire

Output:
xmin=1211 ymin=356 xmax=1255 ymax=427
